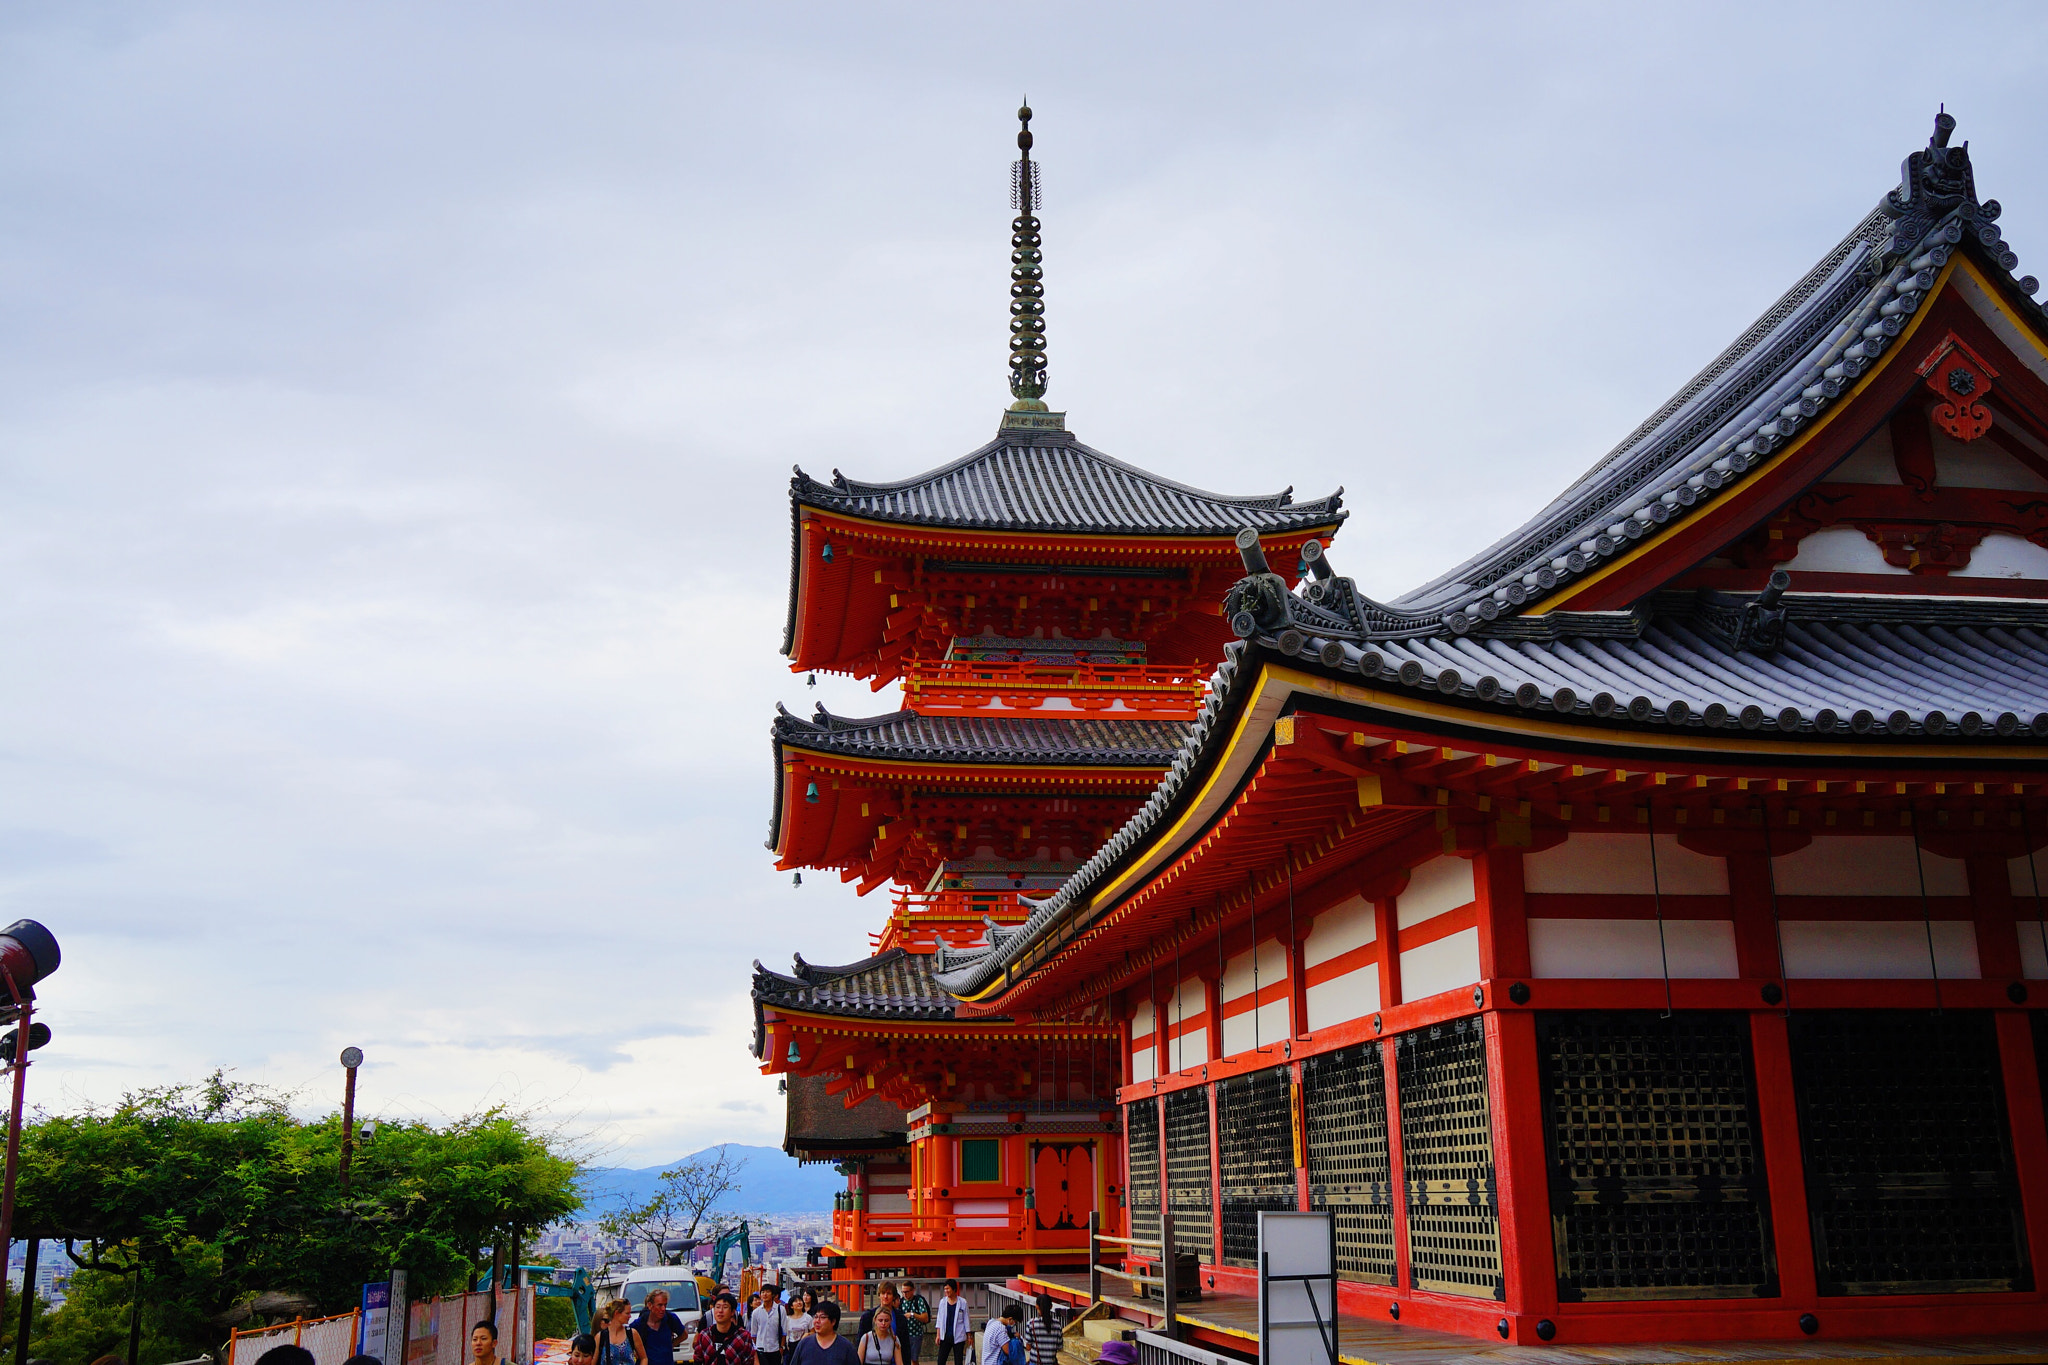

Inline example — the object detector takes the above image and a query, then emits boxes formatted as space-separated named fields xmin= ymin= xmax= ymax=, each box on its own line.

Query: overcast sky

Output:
xmin=3 ymin=3 xmax=2046 ymax=1170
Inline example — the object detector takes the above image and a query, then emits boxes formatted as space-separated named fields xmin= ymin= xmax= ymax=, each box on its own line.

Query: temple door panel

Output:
xmin=1032 ymin=1141 xmax=1095 ymax=1230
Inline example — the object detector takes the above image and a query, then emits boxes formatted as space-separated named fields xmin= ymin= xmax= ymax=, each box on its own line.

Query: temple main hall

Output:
xmin=757 ymin=108 xmax=2048 ymax=1360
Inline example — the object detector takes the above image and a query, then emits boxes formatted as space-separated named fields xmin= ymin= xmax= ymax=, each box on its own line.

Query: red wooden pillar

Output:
xmin=1995 ymin=1011 xmax=2048 ymax=1279
xmin=1374 ymin=897 xmax=1402 ymax=1009
xmin=1970 ymin=848 xmax=2023 ymax=980
xmin=1382 ymin=1034 xmax=1411 ymax=1294
xmin=1717 ymin=833 xmax=1820 ymax=1301
xmin=1748 ymin=1010 xmax=1817 ymax=1301
xmin=1203 ymin=972 xmax=1224 ymax=1063
xmin=1475 ymin=847 xmax=1551 ymax=1322
xmin=1207 ymin=1078 xmax=1224 ymax=1265
xmin=1474 ymin=846 xmax=1530 ymax=979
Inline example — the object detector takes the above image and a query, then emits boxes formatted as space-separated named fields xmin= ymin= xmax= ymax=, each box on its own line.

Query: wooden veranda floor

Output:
xmin=1019 ymin=1271 xmax=2048 ymax=1365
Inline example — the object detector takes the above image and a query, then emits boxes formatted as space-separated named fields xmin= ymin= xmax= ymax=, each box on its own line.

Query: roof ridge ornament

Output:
xmin=1002 ymin=100 xmax=1065 ymax=434
xmin=1883 ymin=106 xmax=1993 ymax=257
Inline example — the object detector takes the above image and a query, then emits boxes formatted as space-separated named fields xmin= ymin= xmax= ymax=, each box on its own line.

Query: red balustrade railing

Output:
xmin=902 ymin=660 xmax=1207 ymax=719
xmin=829 ymin=1206 xmax=1098 ymax=1250
xmin=872 ymin=889 xmax=1034 ymax=953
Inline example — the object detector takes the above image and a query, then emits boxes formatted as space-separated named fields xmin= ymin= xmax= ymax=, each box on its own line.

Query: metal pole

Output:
xmin=126 ymin=1264 xmax=143 ymax=1365
xmin=1088 ymin=1211 xmax=1100 ymax=1305
xmin=15 ymin=1235 xmax=37 ymax=1365
xmin=340 ymin=1061 xmax=359 ymax=1196
xmin=1160 ymin=1209 xmax=1177 ymax=1342
xmin=0 ymin=980 xmax=34 ymax=1256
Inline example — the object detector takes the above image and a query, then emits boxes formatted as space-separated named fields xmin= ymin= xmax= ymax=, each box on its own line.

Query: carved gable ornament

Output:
xmin=1915 ymin=330 xmax=2000 ymax=441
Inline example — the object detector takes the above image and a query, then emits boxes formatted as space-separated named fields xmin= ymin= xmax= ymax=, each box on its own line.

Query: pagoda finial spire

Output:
xmin=1007 ymin=99 xmax=1049 ymax=412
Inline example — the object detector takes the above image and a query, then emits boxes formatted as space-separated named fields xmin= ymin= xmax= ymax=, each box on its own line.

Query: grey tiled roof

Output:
xmin=773 ymin=702 xmax=1187 ymax=765
xmin=753 ymin=947 xmax=973 ymax=1021
xmin=1307 ymin=115 xmax=2046 ymax=638
xmin=933 ymin=598 xmax=2048 ymax=998
xmin=781 ymin=1073 xmax=909 ymax=1160
xmin=791 ymin=429 xmax=1345 ymax=536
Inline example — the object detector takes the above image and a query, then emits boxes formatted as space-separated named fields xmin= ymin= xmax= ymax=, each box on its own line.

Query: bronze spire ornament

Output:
xmin=1008 ymin=101 xmax=1050 ymax=412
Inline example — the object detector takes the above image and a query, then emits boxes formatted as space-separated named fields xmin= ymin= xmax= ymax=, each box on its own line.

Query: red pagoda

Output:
xmin=753 ymin=106 xmax=1344 ymax=1290
xmin=922 ymin=111 xmax=2048 ymax=1357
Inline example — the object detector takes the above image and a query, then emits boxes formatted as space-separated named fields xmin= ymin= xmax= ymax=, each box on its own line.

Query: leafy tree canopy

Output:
xmin=16 ymin=1071 xmax=582 ymax=1365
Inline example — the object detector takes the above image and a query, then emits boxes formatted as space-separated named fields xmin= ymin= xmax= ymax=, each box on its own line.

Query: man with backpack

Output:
xmin=979 ymin=1303 xmax=1023 ymax=1365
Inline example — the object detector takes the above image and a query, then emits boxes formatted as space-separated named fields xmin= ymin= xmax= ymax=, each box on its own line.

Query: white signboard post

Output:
xmin=1258 ymin=1211 xmax=1337 ymax=1365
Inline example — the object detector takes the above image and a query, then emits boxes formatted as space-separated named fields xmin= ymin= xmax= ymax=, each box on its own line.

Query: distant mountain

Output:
xmin=578 ymin=1143 xmax=839 ymax=1218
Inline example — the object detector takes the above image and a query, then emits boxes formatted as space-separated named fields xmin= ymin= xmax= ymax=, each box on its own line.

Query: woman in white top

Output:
xmin=858 ymin=1304 xmax=905 ymax=1365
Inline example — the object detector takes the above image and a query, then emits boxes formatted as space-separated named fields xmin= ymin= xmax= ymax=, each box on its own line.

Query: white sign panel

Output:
xmin=1258 ymin=1211 xmax=1336 ymax=1365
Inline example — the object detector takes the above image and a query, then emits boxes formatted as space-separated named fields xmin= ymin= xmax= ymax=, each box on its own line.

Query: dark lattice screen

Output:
xmin=1397 ymin=1014 xmax=1502 ymax=1299
xmin=1217 ymin=1065 xmax=1297 ymax=1266
xmin=1304 ymin=1042 xmax=1395 ymax=1285
xmin=1790 ymin=1010 xmax=2030 ymax=1295
xmin=1164 ymin=1084 xmax=1214 ymax=1262
xmin=1125 ymin=1099 xmax=1159 ymax=1253
xmin=1537 ymin=1011 xmax=1776 ymax=1301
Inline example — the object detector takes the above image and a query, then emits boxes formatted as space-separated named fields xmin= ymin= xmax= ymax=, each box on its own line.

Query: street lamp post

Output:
xmin=339 ymin=1047 xmax=364 ymax=1196
xmin=0 ymin=920 xmax=61 ymax=1256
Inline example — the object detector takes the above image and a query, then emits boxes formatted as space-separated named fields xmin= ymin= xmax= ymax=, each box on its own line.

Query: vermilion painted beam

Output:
xmin=1748 ymin=1009 xmax=1817 ymax=1302
xmin=1489 ymin=1009 xmax=1555 ymax=1319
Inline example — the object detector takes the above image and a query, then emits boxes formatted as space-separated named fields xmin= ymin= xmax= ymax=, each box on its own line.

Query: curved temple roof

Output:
xmin=791 ymin=428 xmax=1344 ymax=538
xmin=772 ymin=701 xmax=1188 ymax=766
xmin=931 ymin=115 xmax=2048 ymax=1003
xmin=1315 ymin=113 xmax=2044 ymax=638
xmin=753 ymin=947 xmax=969 ymax=1024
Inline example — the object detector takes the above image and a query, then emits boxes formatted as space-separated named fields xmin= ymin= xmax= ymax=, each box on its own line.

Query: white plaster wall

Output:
xmin=1305 ymin=967 xmax=1380 ymax=1031
xmin=2018 ymin=926 xmax=2048 ymax=980
xmin=1396 ymin=856 xmax=1475 ymax=927
xmin=954 ymin=1198 xmax=1010 ymax=1227
xmin=1221 ymin=939 xmax=1291 ymax=1006
xmin=1828 ymin=427 xmax=1900 ymax=484
xmin=1779 ymin=525 xmax=1909 ymax=574
xmin=1934 ymin=431 xmax=2048 ymax=492
xmin=2011 ymin=854 xmax=2048 ymax=900
xmin=868 ymin=1192 xmax=912 ymax=1213
xmin=1772 ymin=836 xmax=1968 ymax=895
xmin=1955 ymin=532 xmax=2048 ymax=579
xmin=1527 ymin=918 xmax=1740 ymax=978
xmin=1162 ymin=978 xmax=1207 ymax=1072
xmin=1778 ymin=920 xmax=1980 ymax=978
xmin=1399 ymin=926 xmax=1481 ymax=1001
xmin=1304 ymin=894 xmax=1376 ymax=968
xmin=1131 ymin=997 xmax=1156 ymax=1083
xmin=1523 ymin=832 xmax=1729 ymax=895
xmin=1221 ymin=998 xmax=1291 ymax=1057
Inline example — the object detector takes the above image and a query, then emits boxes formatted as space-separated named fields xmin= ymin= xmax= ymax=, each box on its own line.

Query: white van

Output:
xmin=613 ymin=1268 xmax=706 ymax=1357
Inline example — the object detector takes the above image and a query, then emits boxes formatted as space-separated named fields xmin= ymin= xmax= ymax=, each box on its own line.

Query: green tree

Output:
xmin=16 ymin=1071 xmax=582 ymax=1365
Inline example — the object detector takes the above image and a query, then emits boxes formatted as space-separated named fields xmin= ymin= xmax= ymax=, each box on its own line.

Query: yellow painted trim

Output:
xmin=1528 ymin=256 xmax=1962 ymax=615
xmin=951 ymin=669 xmax=1290 ymax=1003
xmin=1279 ymin=665 xmax=2048 ymax=763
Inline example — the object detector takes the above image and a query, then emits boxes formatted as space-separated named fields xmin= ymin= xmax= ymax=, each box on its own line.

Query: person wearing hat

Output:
xmin=1095 ymin=1342 xmax=1137 ymax=1365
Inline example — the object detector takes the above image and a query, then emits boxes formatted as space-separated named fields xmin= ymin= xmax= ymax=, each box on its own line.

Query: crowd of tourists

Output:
xmin=248 ymin=1277 xmax=1075 ymax=1365
xmin=554 ymin=1278 xmax=1068 ymax=1365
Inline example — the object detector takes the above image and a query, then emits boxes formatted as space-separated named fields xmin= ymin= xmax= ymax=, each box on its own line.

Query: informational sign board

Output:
xmin=361 ymin=1282 xmax=392 ymax=1359
xmin=1257 ymin=1211 xmax=1337 ymax=1365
